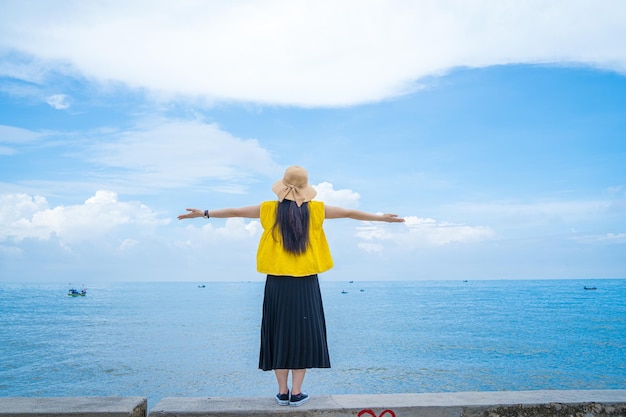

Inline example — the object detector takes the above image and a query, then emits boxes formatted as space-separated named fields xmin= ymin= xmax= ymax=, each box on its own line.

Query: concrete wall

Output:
xmin=149 ymin=390 xmax=626 ymax=417
xmin=0 ymin=397 xmax=147 ymax=417
xmin=1 ymin=391 xmax=625 ymax=417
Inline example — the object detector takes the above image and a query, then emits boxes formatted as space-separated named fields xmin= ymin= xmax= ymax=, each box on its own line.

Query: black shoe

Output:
xmin=289 ymin=392 xmax=309 ymax=407
xmin=276 ymin=391 xmax=289 ymax=406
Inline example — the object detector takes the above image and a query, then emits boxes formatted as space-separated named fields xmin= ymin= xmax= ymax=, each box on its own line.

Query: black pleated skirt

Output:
xmin=259 ymin=274 xmax=331 ymax=371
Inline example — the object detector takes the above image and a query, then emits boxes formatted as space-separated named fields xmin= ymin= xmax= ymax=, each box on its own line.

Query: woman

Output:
xmin=178 ymin=165 xmax=404 ymax=406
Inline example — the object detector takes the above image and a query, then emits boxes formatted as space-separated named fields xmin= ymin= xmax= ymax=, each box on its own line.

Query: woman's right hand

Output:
xmin=177 ymin=208 xmax=203 ymax=220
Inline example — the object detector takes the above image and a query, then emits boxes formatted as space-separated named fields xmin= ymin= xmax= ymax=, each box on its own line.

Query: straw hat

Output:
xmin=272 ymin=165 xmax=317 ymax=207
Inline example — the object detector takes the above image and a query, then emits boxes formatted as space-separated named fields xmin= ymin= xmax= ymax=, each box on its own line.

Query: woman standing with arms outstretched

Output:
xmin=178 ymin=166 xmax=404 ymax=407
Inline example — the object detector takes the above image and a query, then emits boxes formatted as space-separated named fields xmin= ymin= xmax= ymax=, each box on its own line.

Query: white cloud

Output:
xmin=0 ymin=190 xmax=168 ymax=243
xmin=173 ymin=218 xmax=262 ymax=253
xmin=46 ymin=93 xmax=71 ymax=109
xmin=0 ymin=124 xmax=50 ymax=157
xmin=87 ymin=119 xmax=279 ymax=191
xmin=0 ymin=124 xmax=43 ymax=144
xmin=207 ymin=217 xmax=262 ymax=240
xmin=355 ymin=222 xmax=397 ymax=242
xmin=314 ymin=182 xmax=360 ymax=208
xmin=119 ymin=238 xmax=138 ymax=251
xmin=1 ymin=1 xmax=625 ymax=106
xmin=0 ymin=53 xmax=52 ymax=84
xmin=350 ymin=215 xmax=493 ymax=252
xmin=0 ymin=193 xmax=49 ymax=224
xmin=398 ymin=216 xmax=494 ymax=247
xmin=572 ymin=232 xmax=626 ymax=245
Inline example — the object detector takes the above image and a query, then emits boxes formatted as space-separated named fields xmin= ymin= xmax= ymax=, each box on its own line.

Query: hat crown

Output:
xmin=283 ymin=166 xmax=308 ymax=187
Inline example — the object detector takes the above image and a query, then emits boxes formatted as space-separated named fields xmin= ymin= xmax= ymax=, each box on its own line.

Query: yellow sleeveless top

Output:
xmin=256 ymin=200 xmax=334 ymax=276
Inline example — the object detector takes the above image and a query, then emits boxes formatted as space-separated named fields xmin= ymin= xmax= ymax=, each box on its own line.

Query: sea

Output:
xmin=1 ymin=279 xmax=625 ymax=410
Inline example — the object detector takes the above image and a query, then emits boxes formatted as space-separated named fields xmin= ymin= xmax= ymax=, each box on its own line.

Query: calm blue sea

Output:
xmin=1 ymin=279 xmax=625 ymax=410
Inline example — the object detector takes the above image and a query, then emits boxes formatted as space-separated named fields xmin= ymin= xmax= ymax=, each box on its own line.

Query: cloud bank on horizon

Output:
xmin=1 ymin=1 xmax=625 ymax=282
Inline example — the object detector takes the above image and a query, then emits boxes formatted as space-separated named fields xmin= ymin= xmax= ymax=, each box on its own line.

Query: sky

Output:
xmin=1 ymin=0 xmax=625 ymax=283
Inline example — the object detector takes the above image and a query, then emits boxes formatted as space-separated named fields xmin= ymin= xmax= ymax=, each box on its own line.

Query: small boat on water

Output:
xmin=68 ymin=288 xmax=86 ymax=297
xmin=584 ymin=286 xmax=597 ymax=290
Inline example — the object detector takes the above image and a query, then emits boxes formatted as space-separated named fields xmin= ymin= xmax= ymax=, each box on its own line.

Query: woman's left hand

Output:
xmin=381 ymin=213 xmax=405 ymax=223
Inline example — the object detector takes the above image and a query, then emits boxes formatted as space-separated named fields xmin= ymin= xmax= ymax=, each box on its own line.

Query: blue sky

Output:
xmin=1 ymin=1 xmax=625 ymax=283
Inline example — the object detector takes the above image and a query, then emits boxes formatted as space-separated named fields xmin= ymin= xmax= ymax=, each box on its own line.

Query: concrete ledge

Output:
xmin=149 ymin=390 xmax=626 ymax=417
xmin=0 ymin=397 xmax=147 ymax=417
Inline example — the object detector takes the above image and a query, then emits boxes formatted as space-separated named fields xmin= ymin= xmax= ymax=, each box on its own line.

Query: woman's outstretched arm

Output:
xmin=325 ymin=205 xmax=405 ymax=222
xmin=177 ymin=205 xmax=261 ymax=220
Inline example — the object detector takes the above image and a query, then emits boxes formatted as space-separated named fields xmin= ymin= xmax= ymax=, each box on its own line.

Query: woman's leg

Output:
xmin=291 ymin=369 xmax=306 ymax=395
xmin=274 ymin=369 xmax=289 ymax=394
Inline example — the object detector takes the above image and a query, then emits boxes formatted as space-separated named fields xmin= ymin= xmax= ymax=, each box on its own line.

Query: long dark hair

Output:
xmin=273 ymin=200 xmax=310 ymax=255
